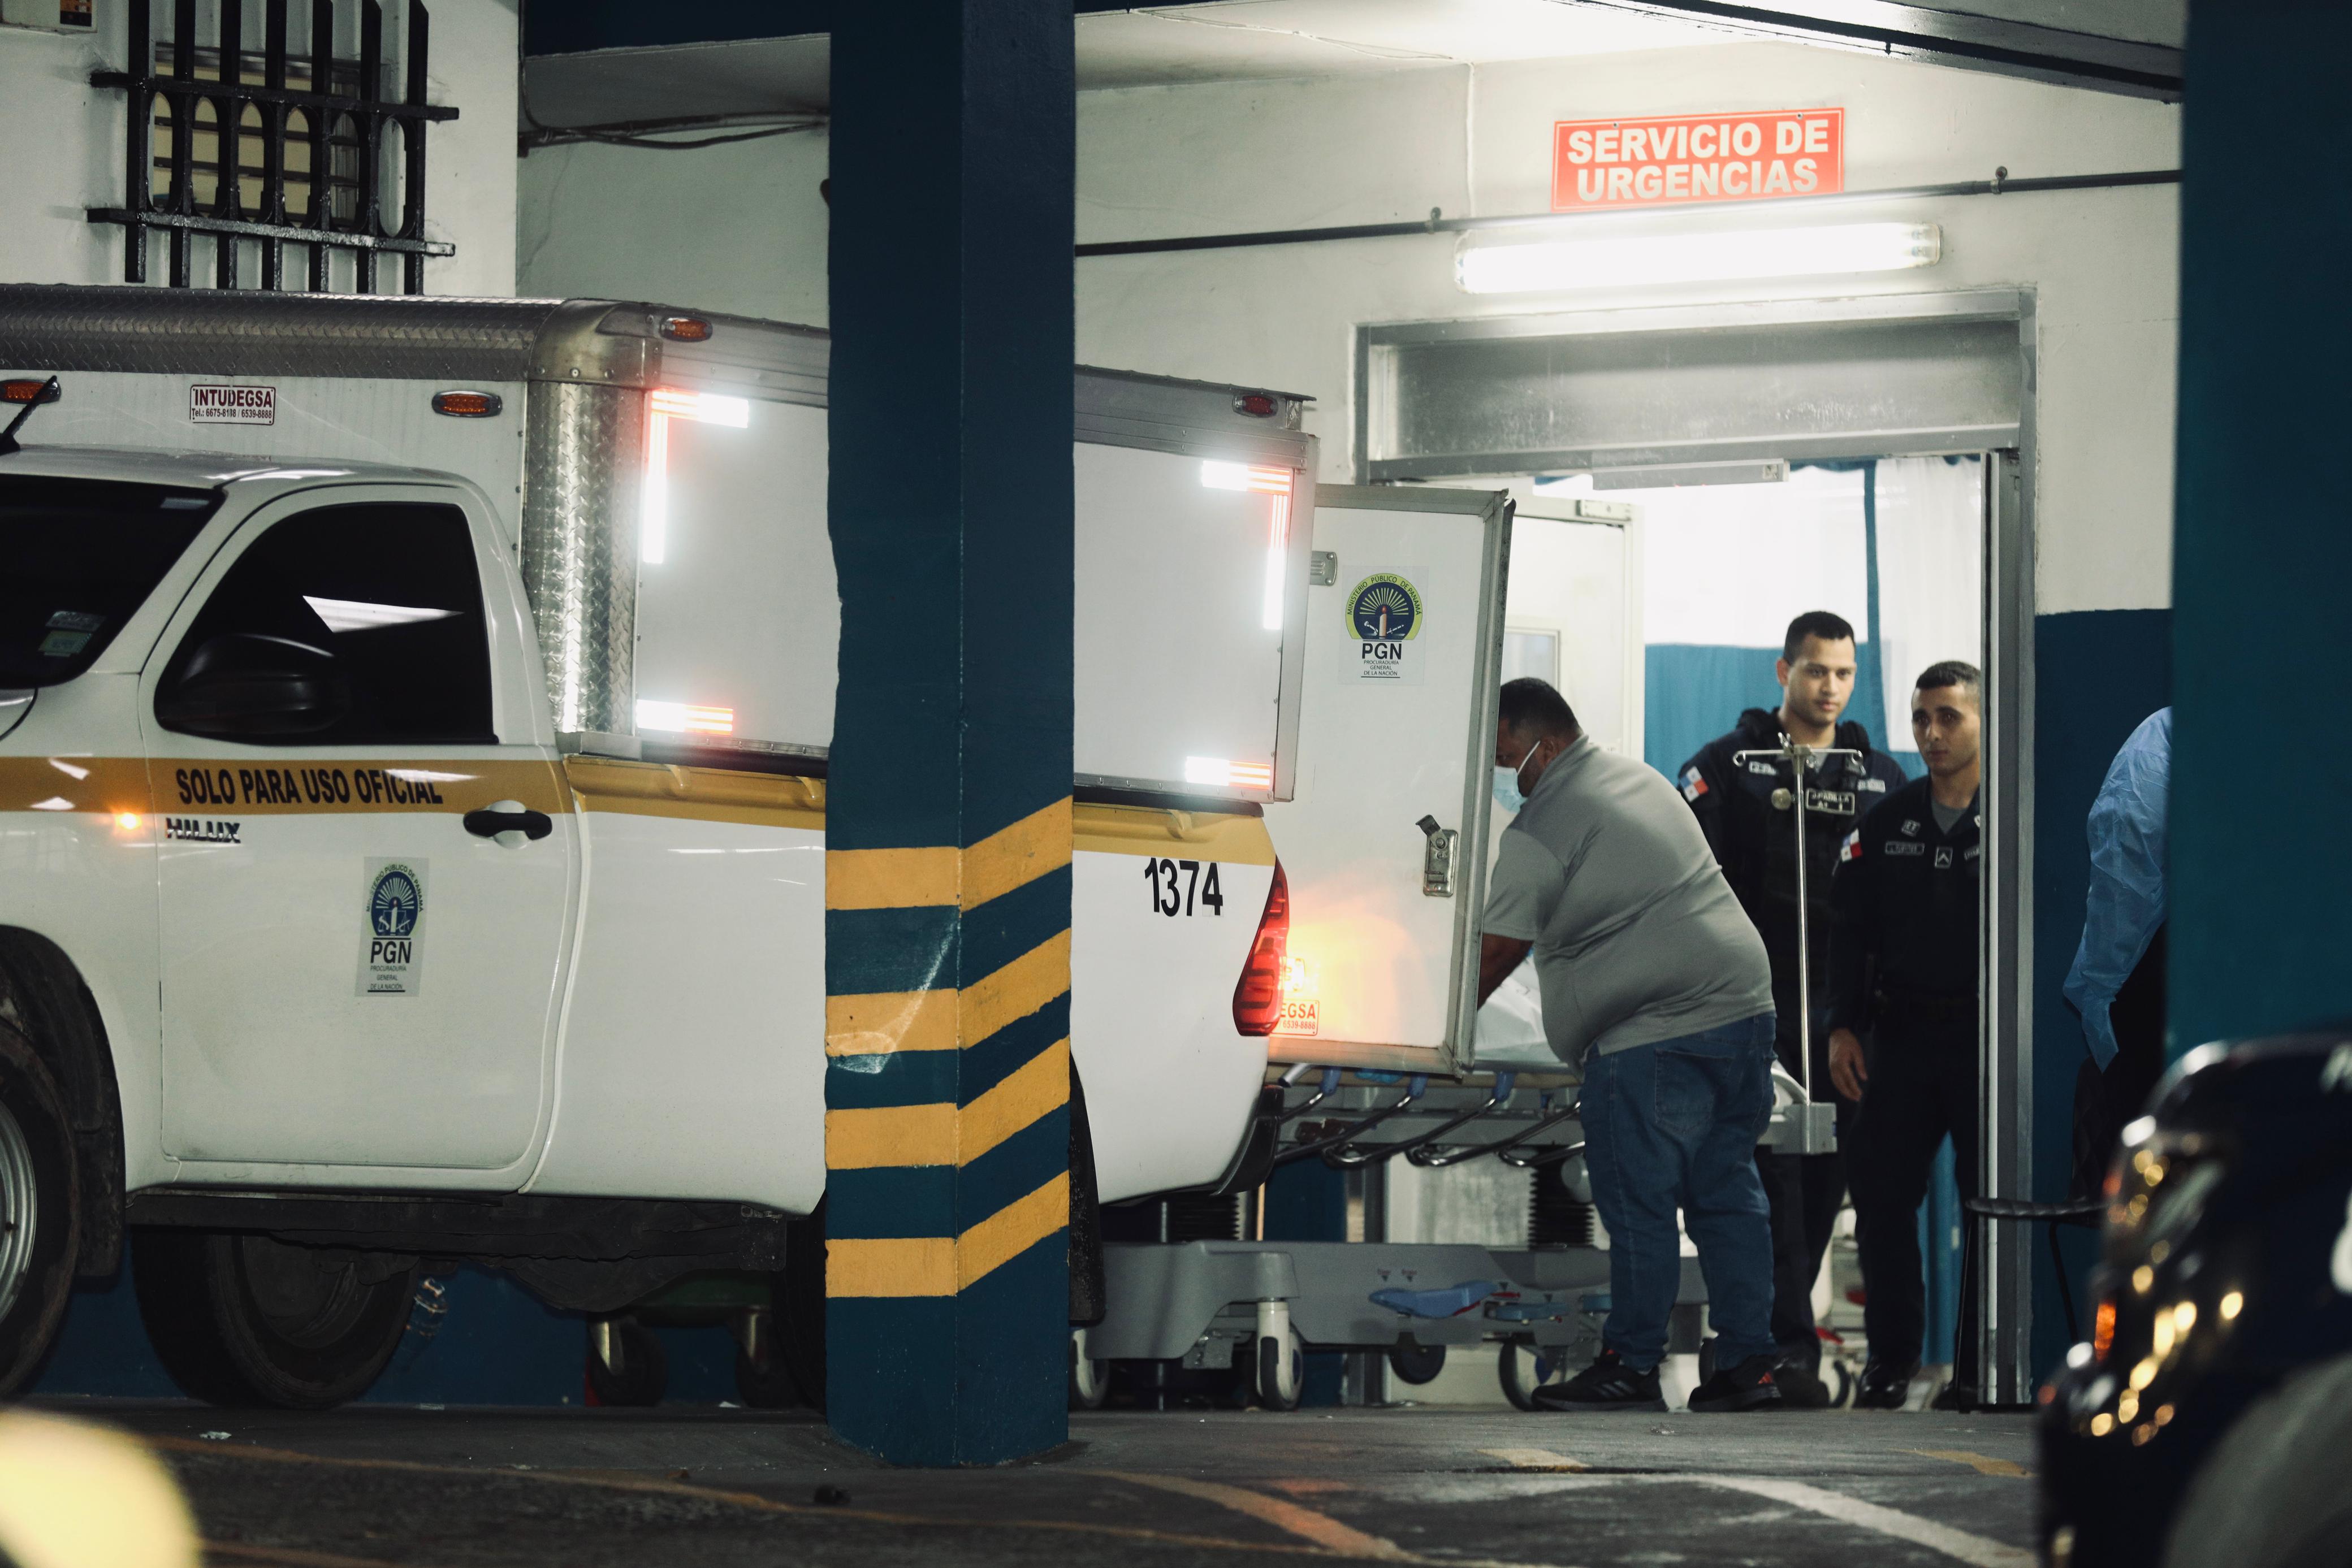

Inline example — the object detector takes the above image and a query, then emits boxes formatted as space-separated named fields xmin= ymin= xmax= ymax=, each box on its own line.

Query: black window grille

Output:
xmin=88 ymin=0 xmax=460 ymax=294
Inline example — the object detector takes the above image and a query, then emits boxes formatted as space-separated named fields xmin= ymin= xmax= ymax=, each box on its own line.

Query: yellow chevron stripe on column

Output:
xmin=823 ymin=1039 xmax=1071 ymax=1169
xmin=825 ymin=1171 xmax=1073 ymax=1298
xmin=823 ymin=797 xmax=1073 ymax=914
xmin=824 ymin=930 xmax=1071 ymax=1059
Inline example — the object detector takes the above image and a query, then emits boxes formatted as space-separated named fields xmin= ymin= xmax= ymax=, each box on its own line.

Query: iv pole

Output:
xmin=1732 ymin=733 xmax=1861 ymax=1107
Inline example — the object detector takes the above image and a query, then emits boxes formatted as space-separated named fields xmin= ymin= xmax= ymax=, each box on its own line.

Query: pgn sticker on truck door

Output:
xmin=189 ymin=383 xmax=275 ymax=425
xmin=1345 ymin=572 xmax=1424 ymax=685
xmin=357 ymin=859 xmax=427 ymax=997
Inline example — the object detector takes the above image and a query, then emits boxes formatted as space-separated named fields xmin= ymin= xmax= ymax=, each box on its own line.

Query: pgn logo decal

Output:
xmin=1344 ymin=573 xmax=1425 ymax=686
xmin=357 ymin=859 xmax=427 ymax=997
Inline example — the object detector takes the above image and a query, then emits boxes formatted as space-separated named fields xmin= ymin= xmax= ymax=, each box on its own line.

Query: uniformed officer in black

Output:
xmin=1679 ymin=610 xmax=1908 ymax=1405
xmin=1828 ymin=660 xmax=1983 ymax=1409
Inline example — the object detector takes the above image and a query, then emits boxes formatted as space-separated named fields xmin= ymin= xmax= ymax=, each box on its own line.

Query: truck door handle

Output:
xmin=1417 ymin=815 xmax=1457 ymax=898
xmin=463 ymin=804 xmax=553 ymax=842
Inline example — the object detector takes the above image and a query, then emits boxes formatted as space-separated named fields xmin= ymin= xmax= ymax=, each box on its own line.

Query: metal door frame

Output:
xmin=1354 ymin=290 xmax=2040 ymax=1396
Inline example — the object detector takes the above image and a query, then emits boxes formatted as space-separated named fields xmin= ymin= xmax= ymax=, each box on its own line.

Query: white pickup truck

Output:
xmin=0 ymin=286 xmax=1509 ymax=1410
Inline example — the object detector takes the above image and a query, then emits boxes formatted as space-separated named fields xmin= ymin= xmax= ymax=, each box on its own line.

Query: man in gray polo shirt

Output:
xmin=1481 ymin=678 xmax=1782 ymax=1413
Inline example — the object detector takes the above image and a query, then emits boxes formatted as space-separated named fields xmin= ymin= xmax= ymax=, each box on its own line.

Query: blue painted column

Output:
xmin=2171 ymin=0 xmax=2352 ymax=1052
xmin=824 ymin=1 xmax=1076 ymax=1465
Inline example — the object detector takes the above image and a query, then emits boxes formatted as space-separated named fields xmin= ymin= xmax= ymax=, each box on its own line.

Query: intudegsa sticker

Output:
xmin=357 ymin=859 xmax=426 ymax=997
xmin=1344 ymin=572 xmax=1425 ymax=685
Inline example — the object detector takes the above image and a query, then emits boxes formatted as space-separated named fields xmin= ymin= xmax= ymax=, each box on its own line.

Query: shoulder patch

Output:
xmin=1680 ymin=765 xmax=1709 ymax=802
xmin=1838 ymin=829 xmax=1862 ymax=864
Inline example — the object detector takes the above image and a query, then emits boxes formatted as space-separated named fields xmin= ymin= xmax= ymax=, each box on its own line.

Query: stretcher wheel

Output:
xmin=1499 ymin=1340 xmax=1568 ymax=1411
xmin=1829 ymin=1361 xmax=1854 ymax=1409
xmin=1388 ymin=1342 xmax=1447 ymax=1385
xmin=1254 ymin=1328 xmax=1304 ymax=1411
xmin=585 ymin=1316 xmax=667 ymax=1407
xmin=1069 ymin=1331 xmax=1110 ymax=1411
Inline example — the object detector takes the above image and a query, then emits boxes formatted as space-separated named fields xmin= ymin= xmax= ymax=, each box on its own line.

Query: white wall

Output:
xmin=0 ymin=0 xmax=516 ymax=294
xmin=516 ymin=39 xmax=2180 ymax=616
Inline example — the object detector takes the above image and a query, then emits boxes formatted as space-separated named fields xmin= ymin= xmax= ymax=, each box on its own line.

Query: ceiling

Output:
xmin=520 ymin=0 xmax=2183 ymax=137
xmin=522 ymin=2 xmax=1736 ymax=135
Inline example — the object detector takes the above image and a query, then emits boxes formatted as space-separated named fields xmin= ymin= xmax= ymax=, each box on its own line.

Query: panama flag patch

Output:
xmin=1681 ymin=765 xmax=1709 ymax=803
xmin=1838 ymin=828 xmax=1862 ymax=864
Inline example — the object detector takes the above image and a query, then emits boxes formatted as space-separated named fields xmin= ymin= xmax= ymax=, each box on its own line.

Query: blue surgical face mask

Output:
xmin=1493 ymin=740 xmax=1540 ymax=815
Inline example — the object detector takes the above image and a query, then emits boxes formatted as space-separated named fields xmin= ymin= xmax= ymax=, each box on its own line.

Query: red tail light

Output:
xmin=1231 ymin=862 xmax=1290 ymax=1036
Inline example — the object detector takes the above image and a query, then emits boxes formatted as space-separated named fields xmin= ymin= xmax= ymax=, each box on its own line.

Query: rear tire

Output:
xmin=132 ymin=1229 xmax=416 ymax=1409
xmin=2163 ymin=1352 xmax=2352 ymax=1568
xmin=0 ymin=1026 xmax=79 ymax=1399
xmin=779 ymin=1202 xmax=827 ymax=1414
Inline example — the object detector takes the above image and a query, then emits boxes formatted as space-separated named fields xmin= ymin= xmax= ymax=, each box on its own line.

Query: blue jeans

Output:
xmin=1581 ymin=1012 xmax=1778 ymax=1372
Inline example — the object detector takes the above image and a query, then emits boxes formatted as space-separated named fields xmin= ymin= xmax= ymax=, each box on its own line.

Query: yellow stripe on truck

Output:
xmin=564 ymin=756 xmax=1276 ymax=865
xmin=5 ymin=755 xmax=1278 ymax=867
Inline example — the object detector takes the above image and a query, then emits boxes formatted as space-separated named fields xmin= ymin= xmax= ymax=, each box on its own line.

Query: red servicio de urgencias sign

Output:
xmin=1551 ymin=108 xmax=1844 ymax=212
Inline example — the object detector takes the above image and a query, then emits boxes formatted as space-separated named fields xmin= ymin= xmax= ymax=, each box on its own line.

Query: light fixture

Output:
xmin=1186 ymin=756 xmax=1273 ymax=791
xmin=641 ymin=389 xmax=753 ymax=565
xmin=1199 ymin=461 xmax=1295 ymax=631
xmin=1455 ymin=220 xmax=1940 ymax=294
xmin=636 ymin=699 xmax=736 ymax=736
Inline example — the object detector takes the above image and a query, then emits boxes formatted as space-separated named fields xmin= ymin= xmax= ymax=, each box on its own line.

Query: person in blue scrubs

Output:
xmin=2062 ymin=708 xmax=2172 ymax=1193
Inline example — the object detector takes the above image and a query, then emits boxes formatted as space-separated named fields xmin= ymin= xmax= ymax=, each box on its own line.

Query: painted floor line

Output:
xmin=1480 ymin=1448 xmax=1590 ymax=1473
xmin=149 ymin=1436 xmax=1343 ymax=1561
xmin=1078 ymin=1470 xmax=1577 ymax=1568
xmin=1083 ymin=1470 xmax=1415 ymax=1560
xmin=1901 ymin=1448 xmax=2033 ymax=1479
xmin=206 ymin=1543 xmax=434 ymax=1568
xmin=1704 ymin=1476 xmax=2035 ymax=1568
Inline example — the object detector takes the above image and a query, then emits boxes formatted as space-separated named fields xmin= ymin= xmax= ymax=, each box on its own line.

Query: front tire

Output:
xmin=132 ymin=1230 xmax=416 ymax=1409
xmin=0 ymin=1026 xmax=79 ymax=1398
xmin=2163 ymin=1353 xmax=2352 ymax=1568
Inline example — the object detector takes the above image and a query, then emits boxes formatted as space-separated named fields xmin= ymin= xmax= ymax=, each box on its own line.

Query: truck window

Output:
xmin=160 ymin=501 xmax=495 ymax=746
xmin=0 ymin=475 xmax=220 ymax=688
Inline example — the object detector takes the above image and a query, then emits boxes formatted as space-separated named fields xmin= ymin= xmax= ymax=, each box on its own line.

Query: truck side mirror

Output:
xmin=156 ymin=633 xmax=353 ymax=739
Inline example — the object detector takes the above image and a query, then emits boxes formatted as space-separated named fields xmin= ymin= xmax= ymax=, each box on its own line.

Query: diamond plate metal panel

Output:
xmin=524 ymin=382 xmax=644 ymax=736
xmin=0 ymin=284 xmax=576 ymax=381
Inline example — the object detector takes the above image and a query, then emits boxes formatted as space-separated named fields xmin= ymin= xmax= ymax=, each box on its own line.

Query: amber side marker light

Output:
xmin=431 ymin=391 xmax=502 ymax=419
xmin=3 ymin=378 xmax=62 ymax=405
xmin=659 ymin=316 xmax=713 ymax=343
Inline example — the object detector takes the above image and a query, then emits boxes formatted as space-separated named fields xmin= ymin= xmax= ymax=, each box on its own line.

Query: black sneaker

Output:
xmin=1854 ymin=1359 xmax=1919 ymax=1410
xmin=1530 ymin=1350 xmax=1668 ymax=1412
xmin=1772 ymin=1353 xmax=1832 ymax=1410
xmin=1688 ymin=1353 xmax=1785 ymax=1413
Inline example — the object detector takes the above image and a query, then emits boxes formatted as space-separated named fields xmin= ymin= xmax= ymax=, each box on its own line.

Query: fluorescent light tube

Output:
xmin=1456 ymin=221 xmax=1940 ymax=294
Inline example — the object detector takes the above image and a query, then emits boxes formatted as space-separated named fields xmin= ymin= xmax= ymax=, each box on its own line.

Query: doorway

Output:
xmin=1358 ymin=290 xmax=2038 ymax=1404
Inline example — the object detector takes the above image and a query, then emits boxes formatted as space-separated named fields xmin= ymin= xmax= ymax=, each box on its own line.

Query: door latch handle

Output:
xmin=1416 ymin=814 xmax=1457 ymax=898
xmin=463 ymin=805 xmax=553 ymax=842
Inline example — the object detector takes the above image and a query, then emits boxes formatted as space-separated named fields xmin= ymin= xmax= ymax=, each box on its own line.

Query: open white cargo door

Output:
xmin=626 ymin=357 xmax=1316 ymax=804
xmin=1261 ymin=485 xmax=1510 ymax=1074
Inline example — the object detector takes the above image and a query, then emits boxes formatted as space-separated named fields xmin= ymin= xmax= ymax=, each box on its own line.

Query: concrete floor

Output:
xmin=37 ymin=1398 xmax=2040 ymax=1568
